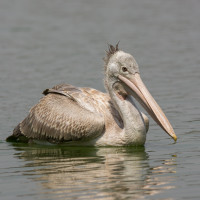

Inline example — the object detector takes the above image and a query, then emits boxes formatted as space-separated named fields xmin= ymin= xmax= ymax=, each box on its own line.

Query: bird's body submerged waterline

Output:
xmin=7 ymin=45 xmax=176 ymax=146
xmin=10 ymin=84 xmax=148 ymax=146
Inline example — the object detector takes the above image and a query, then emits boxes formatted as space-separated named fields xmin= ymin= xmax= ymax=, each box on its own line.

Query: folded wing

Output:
xmin=11 ymin=84 xmax=106 ymax=143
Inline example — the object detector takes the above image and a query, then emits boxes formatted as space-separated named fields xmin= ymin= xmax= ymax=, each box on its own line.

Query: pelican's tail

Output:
xmin=6 ymin=124 xmax=29 ymax=143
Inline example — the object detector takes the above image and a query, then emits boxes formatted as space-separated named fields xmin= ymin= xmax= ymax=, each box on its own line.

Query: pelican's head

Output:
xmin=104 ymin=44 xmax=177 ymax=141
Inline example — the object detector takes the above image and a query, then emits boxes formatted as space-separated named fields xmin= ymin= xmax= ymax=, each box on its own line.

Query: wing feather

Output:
xmin=10 ymin=83 xmax=122 ymax=144
xmin=20 ymin=92 xmax=105 ymax=142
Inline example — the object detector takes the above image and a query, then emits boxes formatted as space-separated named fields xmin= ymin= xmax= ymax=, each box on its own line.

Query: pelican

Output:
xmin=7 ymin=44 xmax=177 ymax=146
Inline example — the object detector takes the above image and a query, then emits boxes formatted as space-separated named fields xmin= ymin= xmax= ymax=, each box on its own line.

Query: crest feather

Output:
xmin=104 ymin=43 xmax=120 ymax=70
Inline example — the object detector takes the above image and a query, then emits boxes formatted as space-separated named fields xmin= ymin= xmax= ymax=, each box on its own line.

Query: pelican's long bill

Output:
xmin=118 ymin=73 xmax=177 ymax=141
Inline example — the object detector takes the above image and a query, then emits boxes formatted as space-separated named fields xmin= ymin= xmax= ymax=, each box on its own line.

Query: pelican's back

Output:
xmin=7 ymin=84 xmax=121 ymax=144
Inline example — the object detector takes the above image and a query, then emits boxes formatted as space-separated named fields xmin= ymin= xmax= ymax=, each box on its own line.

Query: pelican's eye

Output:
xmin=122 ymin=67 xmax=128 ymax=72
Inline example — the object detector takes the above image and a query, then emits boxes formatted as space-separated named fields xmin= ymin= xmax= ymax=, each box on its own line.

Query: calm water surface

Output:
xmin=0 ymin=0 xmax=200 ymax=199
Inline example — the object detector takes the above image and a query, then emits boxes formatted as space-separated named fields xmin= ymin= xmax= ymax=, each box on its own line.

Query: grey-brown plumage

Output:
xmin=7 ymin=44 xmax=177 ymax=145
xmin=104 ymin=43 xmax=119 ymax=69
xmin=8 ymin=83 xmax=122 ymax=144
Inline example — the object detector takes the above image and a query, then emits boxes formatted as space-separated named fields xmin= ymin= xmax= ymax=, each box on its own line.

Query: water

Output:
xmin=0 ymin=0 xmax=200 ymax=199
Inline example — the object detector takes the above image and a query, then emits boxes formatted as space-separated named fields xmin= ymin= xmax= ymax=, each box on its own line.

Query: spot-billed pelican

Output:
xmin=7 ymin=44 xmax=177 ymax=146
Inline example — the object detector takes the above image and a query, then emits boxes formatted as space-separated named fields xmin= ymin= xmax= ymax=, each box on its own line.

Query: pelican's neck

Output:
xmin=107 ymin=83 xmax=147 ymax=145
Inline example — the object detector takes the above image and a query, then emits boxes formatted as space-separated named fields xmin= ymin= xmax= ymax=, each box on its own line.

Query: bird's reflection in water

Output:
xmin=13 ymin=144 xmax=177 ymax=200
